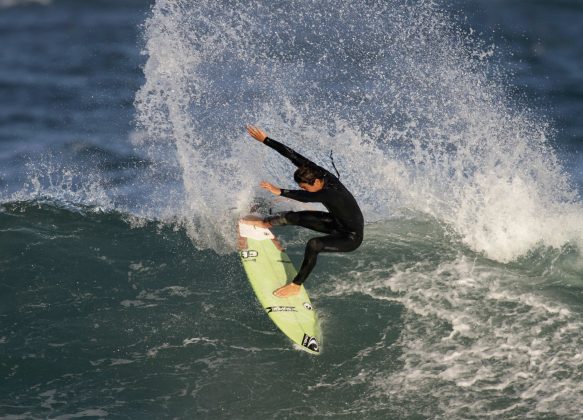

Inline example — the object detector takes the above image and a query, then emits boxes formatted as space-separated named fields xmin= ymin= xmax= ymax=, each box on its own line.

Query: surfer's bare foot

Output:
xmin=273 ymin=283 xmax=301 ymax=297
xmin=241 ymin=216 xmax=271 ymax=228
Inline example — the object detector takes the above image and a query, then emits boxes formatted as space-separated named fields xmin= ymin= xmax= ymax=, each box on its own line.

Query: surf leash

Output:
xmin=329 ymin=150 xmax=341 ymax=179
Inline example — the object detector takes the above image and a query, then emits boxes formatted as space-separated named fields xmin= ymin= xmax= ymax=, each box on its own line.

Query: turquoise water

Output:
xmin=2 ymin=0 xmax=583 ymax=418
xmin=2 ymin=202 xmax=582 ymax=418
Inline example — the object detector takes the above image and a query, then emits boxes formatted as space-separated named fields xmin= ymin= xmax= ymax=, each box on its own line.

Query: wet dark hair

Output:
xmin=293 ymin=165 xmax=325 ymax=185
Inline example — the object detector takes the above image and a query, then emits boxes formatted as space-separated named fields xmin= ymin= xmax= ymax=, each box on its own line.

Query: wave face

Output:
xmin=1 ymin=203 xmax=582 ymax=418
xmin=135 ymin=0 xmax=582 ymax=260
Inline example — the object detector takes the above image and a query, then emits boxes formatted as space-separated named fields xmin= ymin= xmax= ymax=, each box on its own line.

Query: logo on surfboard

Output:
xmin=240 ymin=250 xmax=259 ymax=259
xmin=303 ymin=302 xmax=313 ymax=310
xmin=266 ymin=306 xmax=297 ymax=313
xmin=301 ymin=334 xmax=320 ymax=353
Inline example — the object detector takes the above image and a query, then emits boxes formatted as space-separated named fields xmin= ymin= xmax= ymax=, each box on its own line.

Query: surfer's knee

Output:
xmin=306 ymin=237 xmax=324 ymax=254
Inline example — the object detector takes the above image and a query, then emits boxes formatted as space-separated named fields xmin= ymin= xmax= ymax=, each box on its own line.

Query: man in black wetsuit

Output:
xmin=245 ymin=125 xmax=364 ymax=297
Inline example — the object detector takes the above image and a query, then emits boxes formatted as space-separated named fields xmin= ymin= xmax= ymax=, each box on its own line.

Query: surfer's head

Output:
xmin=294 ymin=165 xmax=325 ymax=192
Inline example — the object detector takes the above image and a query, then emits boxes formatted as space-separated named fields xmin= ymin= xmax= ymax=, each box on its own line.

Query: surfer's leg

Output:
xmin=292 ymin=233 xmax=363 ymax=285
xmin=267 ymin=211 xmax=337 ymax=234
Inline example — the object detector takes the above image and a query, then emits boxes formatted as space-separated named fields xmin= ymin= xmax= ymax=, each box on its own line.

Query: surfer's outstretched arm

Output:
xmin=261 ymin=181 xmax=326 ymax=204
xmin=246 ymin=125 xmax=315 ymax=168
xmin=263 ymin=137 xmax=313 ymax=168
xmin=279 ymin=189 xmax=324 ymax=203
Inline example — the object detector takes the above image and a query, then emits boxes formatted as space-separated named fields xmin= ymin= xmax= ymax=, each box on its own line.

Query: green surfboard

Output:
xmin=238 ymin=220 xmax=322 ymax=354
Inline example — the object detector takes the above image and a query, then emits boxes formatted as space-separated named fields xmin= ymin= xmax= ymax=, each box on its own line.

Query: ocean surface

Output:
xmin=1 ymin=0 xmax=583 ymax=418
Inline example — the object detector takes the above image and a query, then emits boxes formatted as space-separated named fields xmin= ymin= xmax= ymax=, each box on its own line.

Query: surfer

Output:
xmin=245 ymin=125 xmax=364 ymax=298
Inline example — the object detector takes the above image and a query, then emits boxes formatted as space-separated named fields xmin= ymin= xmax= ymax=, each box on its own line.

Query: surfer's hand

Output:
xmin=260 ymin=181 xmax=281 ymax=195
xmin=246 ymin=125 xmax=267 ymax=142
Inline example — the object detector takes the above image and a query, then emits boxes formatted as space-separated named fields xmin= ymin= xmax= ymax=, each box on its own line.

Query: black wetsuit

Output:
xmin=263 ymin=137 xmax=364 ymax=285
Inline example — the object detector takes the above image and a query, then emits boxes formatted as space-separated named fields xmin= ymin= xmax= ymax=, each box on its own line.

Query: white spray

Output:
xmin=134 ymin=0 xmax=583 ymax=260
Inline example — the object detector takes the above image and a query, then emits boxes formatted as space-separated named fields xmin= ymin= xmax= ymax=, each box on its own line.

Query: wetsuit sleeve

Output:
xmin=264 ymin=137 xmax=315 ymax=168
xmin=280 ymin=189 xmax=324 ymax=203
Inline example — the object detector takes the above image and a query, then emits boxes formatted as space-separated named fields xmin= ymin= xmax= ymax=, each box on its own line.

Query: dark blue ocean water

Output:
xmin=2 ymin=0 xmax=583 ymax=418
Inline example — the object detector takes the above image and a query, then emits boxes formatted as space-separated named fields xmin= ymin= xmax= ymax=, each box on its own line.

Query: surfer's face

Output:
xmin=298 ymin=178 xmax=324 ymax=192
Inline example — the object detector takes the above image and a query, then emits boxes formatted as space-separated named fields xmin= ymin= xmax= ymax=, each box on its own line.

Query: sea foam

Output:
xmin=135 ymin=0 xmax=582 ymax=260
